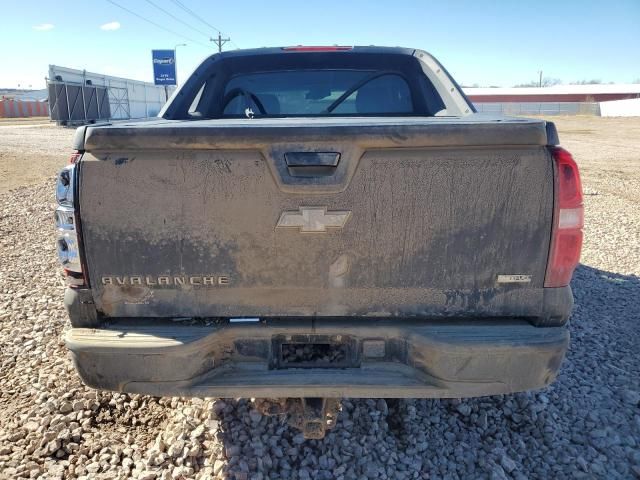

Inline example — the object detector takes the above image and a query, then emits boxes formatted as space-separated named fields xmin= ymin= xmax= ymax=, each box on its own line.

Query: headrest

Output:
xmin=257 ymin=93 xmax=280 ymax=115
xmin=356 ymin=75 xmax=412 ymax=114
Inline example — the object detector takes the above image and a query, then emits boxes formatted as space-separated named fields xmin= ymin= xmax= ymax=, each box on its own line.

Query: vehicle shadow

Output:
xmin=212 ymin=264 xmax=640 ymax=479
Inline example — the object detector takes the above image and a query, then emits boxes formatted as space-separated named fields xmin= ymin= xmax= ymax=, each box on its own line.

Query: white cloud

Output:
xmin=100 ymin=21 xmax=121 ymax=31
xmin=33 ymin=23 xmax=54 ymax=31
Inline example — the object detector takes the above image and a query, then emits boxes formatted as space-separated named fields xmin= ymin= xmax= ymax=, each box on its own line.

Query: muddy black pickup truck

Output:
xmin=56 ymin=46 xmax=583 ymax=438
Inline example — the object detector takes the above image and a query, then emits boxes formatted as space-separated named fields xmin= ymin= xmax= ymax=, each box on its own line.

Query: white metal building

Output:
xmin=48 ymin=65 xmax=175 ymax=120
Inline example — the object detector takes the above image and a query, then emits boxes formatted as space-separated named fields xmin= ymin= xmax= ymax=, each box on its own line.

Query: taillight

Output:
xmin=55 ymin=155 xmax=85 ymax=287
xmin=545 ymin=147 xmax=583 ymax=287
xmin=281 ymin=46 xmax=353 ymax=52
xmin=56 ymin=164 xmax=74 ymax=207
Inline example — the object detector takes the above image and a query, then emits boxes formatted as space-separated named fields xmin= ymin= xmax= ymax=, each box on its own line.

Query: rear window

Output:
xmin=221 ymin=70 xmax=414 ymax=117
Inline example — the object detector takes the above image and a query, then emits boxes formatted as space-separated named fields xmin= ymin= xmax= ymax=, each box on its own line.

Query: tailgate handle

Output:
xmin=285 ymin=152 xmax=340 ymax=177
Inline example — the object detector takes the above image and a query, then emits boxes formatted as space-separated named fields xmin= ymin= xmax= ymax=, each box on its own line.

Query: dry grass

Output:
xmin=0 ymin=123 xmax=73 ymax=194
xmin=533 ymin=115 xmax=640 ymax=202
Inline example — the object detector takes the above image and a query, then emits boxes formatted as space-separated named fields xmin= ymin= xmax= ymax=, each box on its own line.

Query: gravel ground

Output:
xmin=0 ymin=117 xmax=639 ymax=479
xmin=0 ymin=122 xmax=70 ymax=194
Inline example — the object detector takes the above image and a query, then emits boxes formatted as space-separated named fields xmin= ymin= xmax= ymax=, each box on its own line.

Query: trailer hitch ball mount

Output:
xmin=253 ymin=397 xmax=341 ymax=439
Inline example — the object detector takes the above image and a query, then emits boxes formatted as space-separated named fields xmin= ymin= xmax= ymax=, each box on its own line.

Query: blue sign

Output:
xmin=152 ymin=50 xmax=176 ymax=85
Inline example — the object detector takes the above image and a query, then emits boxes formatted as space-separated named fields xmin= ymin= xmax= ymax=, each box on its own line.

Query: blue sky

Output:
xmin=2 ymin=0 xmax=639 ymax=89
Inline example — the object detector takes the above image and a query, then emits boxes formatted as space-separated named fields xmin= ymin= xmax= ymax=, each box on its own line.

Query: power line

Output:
xmin=170 ymin=0 xmax=240 ymax=49
xmin=106 ymin=0 xmax=212 ymax=49
xmin=143 ymin=0 xmax=210 ymax=39
xmin=170 ymin=0 xmax=240 ymax=50
xmin=169 ymin=0 xmax=223 ymax=33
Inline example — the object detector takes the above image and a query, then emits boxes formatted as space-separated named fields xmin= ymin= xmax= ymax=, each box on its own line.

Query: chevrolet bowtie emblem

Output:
xmin=276 ymin=207 xmax=351 ymax=233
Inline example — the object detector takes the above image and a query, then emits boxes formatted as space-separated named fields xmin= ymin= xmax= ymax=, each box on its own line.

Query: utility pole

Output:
xmin=538 ymin=70 xmax=543 ymax=88
xmin=211 ymin=32 xmax=230 ymax=53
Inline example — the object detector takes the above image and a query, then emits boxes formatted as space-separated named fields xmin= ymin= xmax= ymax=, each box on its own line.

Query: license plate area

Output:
xmin=271 ymin=334 xmax=359 ymax=369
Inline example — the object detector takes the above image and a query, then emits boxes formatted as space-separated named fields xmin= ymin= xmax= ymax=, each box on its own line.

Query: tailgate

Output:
xmin=78 ymin=117 xmax=554 ymax=319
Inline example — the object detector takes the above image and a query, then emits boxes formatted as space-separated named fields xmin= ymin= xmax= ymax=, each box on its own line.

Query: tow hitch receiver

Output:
xmin=254 ymin=397 xmax=341 ymax=439
xmin=272 ymin=334 xmax=359 ymax=369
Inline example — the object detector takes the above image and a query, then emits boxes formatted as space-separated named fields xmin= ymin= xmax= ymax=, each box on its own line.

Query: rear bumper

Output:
xmin=65 ymin=318 xmax=569 ymax=398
